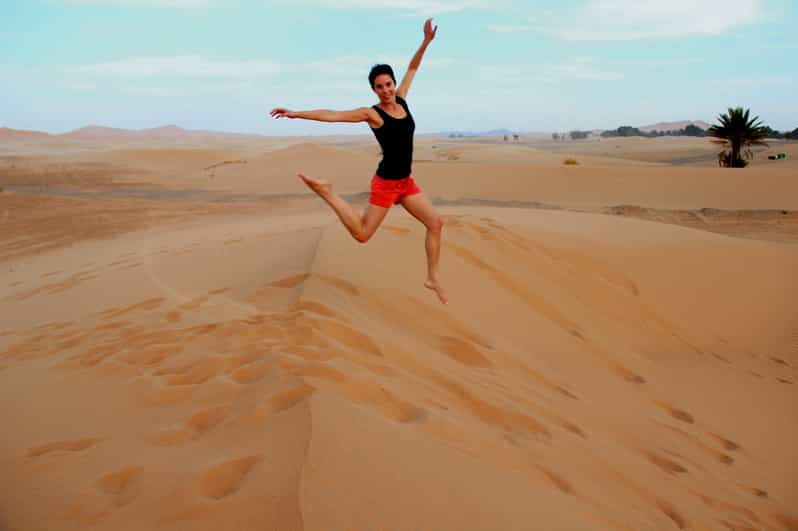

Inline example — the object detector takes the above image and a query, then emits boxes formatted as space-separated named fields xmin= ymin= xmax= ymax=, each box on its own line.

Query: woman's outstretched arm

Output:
xmin=270 ymin=107 xmax=375 ymax=123
xmin=397 ymin=18 xmax=437 ymax=100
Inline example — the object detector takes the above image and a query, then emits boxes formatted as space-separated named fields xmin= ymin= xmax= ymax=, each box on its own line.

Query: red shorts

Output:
xmin=369 ymin=174 xmax=421 ymax=208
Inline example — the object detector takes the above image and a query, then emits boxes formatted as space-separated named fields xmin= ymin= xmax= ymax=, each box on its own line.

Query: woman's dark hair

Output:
xmin=368 ymin=64 xmax=396 ymax=88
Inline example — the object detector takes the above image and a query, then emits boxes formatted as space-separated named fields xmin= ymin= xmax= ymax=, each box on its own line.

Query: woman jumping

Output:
xmin=270 ymin=18 xmax=447 ymax=304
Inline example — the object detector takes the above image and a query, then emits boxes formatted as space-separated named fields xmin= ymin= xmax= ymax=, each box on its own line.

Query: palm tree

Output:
xmin=707 ymin=107 xmax=769 ymax=168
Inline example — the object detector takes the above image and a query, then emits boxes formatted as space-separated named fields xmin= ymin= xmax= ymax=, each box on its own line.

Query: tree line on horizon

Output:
xmin=553 ymin=107 xmax=796 ymax=168
xmin=555 ymin=122 xmax=797 ymax=142
xmin=600 ymin=124 xmax=710 ymax=138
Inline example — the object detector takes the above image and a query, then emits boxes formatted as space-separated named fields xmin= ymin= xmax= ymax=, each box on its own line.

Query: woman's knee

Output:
xmin=353 ymin=227 xmax=376 ymax=243
xmin=428 ymin=215 xmax=444 ymax=233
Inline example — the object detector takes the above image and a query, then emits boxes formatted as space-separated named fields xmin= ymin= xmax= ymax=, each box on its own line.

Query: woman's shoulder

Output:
xmin=396 ymin=95 xmax=410 ymax=110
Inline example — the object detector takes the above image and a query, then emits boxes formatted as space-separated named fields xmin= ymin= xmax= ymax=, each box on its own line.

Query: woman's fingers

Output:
xmin=424 ymin=18 xmax=437 ymax=39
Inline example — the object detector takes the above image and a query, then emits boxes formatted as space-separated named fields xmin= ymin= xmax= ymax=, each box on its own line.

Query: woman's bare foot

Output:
xmin=424 ymin=279 xmax=448 ymax=305
xmin=297 ymin=172 xmax=332 ymax=198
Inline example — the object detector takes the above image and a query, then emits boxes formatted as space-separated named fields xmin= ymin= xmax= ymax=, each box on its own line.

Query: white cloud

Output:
xmin=274 ymin=0 xmax=489 ymax=16
xmin=478 ymin=65 xmax=526 ymax=81
xmin=485 ymin=24 xmax=532 ymax=33
xmin=68 ymin=82 xmax=98 ymax=92
xmin=55 ymin=0 xmax=494 ymax=14
xmin=304 ymin=55 xmax=375 ymax=77
xmin=543 ymin=0 xmax=762 ymax=40
xmin=607 ymin=57 xmax=703 ymax=68
xmin=68 ymin=55 xmax=280 ymax=78
xmin=300 ymin=54 xmax=455 ymax=80
xmin=760 ymin=42 xmax=798 ymax=50
xmin=703 ymin=75 xmax=795 ymax=87
xmin=56 ymin=0 xmax=208 ymax=6
xmin=540 ymin=57 xmax=623 ymax=82
xmin=124 ymin=86 xmax=184 ymax=96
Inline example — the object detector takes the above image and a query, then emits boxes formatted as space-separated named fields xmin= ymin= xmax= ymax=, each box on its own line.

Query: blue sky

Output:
xmin=2 ymin=0 xmax=796 ymax=135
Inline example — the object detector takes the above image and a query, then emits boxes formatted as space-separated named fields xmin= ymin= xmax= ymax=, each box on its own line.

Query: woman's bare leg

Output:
xmin=298 ymin=173 xmax=388 ymax=243
xmin=399 ymin=192 xmax=447 ymax=304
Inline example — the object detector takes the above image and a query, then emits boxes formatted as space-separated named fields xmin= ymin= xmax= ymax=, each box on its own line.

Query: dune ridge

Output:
xmin=1 ymin=204 xmax=797 ymax=530
xmin=2 ymin=134 xmax=797 ymax=530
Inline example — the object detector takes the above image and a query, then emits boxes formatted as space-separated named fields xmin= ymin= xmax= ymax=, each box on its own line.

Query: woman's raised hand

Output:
xmin=270 ymin=108 xmax=296 ymax=119
xmin=423 ymin=18 xmax=437 ymax=42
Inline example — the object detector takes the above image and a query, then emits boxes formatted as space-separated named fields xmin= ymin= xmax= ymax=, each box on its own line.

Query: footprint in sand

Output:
xmin=739 ymin=485 xmax=768 ymax=498
xmin=694 ymin=493 xmax=764 ymax=529
xmin=435 ymin=335 xmax=493 ymax=368
xmin=611 ymin=362 xmax=646 ymax=384
xmin=163 ymin=310 xmax=182 ymax=323
xmin=660 ymin=424 xmax=734 ymax=466
xmin=337 ymin=379 xmax=427 ymax=424
xmin=536 ymin=466 xmax=575 ymax=495
xmin=158 ymin=357 xmax=227 ymax=386
xmin=252 ymin=384 xmax=316 ymax=419
xmin=772 ymin=513 xmax=798 ymax=531
xmin=232 ymin=384 xmax=316 ymax=427
xmin=309 ymin=318 xmax=383 ymax=357
xmin=711 ymin=352 xmax=732 ymax=364
xmin=642 ymin=449 xmax=688 ymax=475
xmin=655 ymin=498 xmax=688 ymax=530
xmin=515 ymin=363 xmax=579 ymax=400
xmin=27 ymin=438 xmax=100 ymax=458
xmin=654 ymin=400 xmax=695 ymax=424
xmin=96 ymin=465 xmax=144 ymax=505
xmin=770 ymin=356 xmax=790 ymax=367
xmin=707 ymin=432 xmax=741 ymax=452
xmin=119 ymin=345 xmax=179 ymax=367
xmin=230 ymin=362 xmax=272 ymax=384
xmin=63 ymin=466 xmax=144 ymax=525
xmin=152 ymin=405 xmax=232 ymax=447
xmin=199 ymin=456 xmax=263 ymax=500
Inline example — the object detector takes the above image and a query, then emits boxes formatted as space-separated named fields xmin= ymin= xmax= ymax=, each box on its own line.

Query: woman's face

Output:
xmin=372 ymin=74 xmax=395 ymax=103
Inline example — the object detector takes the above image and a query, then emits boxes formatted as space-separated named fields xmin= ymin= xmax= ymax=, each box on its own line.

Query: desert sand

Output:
xmin=1 ymin=130 xmax=797 ymax=531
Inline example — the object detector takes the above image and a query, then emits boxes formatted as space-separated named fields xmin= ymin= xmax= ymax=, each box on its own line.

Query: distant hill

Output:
xmin=638 ymin=120 xmax=712 ymax=133
xmin=62 ymin=125 xmax=136 ymax=140
xmin=60 ymin=124 xmax=266 ymax=142
xmin=0 ymin=127 xmax=52 ymax=143
xmin=424 ymin=128 xmax=519 ymax=137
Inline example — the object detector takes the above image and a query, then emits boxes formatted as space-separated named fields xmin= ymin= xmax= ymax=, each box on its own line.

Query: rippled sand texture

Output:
xmin=1 ymin=131 xmax=797 ymax=530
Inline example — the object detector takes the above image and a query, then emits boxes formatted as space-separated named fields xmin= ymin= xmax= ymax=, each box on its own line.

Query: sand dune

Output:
xmin=0 ymin=127 xmax=52 ymax=143
xmin=1 ymin=208 xmax=796 ymax=530
xmin=638 ymin=120 xmax=712 ymax=132
xmin=1 ymin=133 xmax=797 ymax=530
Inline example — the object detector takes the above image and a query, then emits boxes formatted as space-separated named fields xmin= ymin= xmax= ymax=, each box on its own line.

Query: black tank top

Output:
xmin=370 ymin=96 xmax=415 ymax=180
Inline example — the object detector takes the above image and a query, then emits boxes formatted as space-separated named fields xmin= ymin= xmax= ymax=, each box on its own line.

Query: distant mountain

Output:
xmin=0 ymin=127 xmax=53 ymax=142
xmin=638 ymin=120 xmax=712 ymax=133
xmin=423 ymin=128 xmax=520 ymax=137
xmin=62 ymin=125 xmax=136 ymax=140
xmin=59 ymin=124 xmax=266 ymax=142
